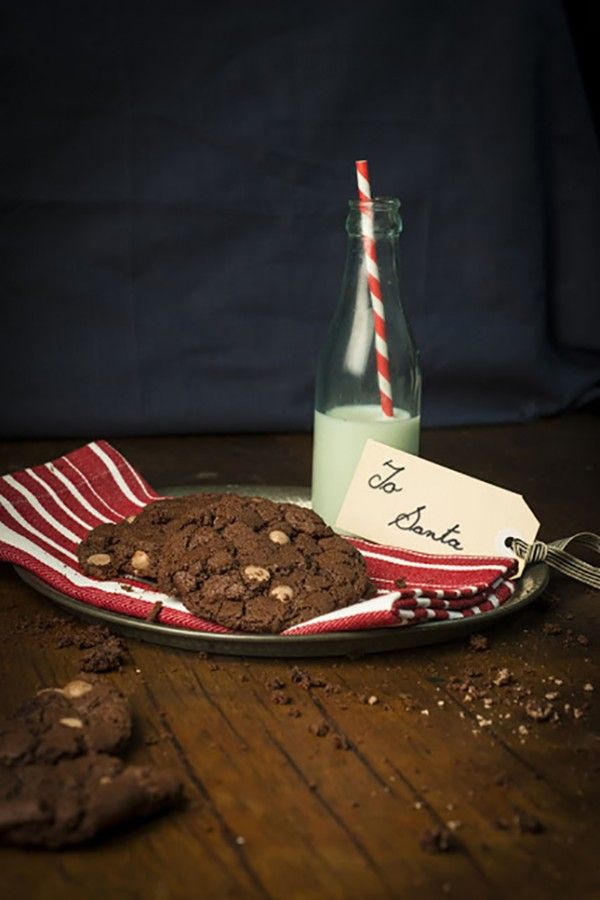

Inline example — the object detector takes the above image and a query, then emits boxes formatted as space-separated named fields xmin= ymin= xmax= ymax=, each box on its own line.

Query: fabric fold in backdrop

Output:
xmin=0 ymin=442 xmax=518 ymax=635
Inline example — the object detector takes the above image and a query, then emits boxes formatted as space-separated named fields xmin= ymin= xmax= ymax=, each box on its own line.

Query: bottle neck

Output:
xmin=346 ymin=197 xmax=402 ymax=239
xmin=313 ymin=193 xmax=420 ymax=422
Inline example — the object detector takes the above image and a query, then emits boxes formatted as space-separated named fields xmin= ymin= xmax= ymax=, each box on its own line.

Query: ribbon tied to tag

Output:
xmin=510 ymin=532 xmax=600 ymax=589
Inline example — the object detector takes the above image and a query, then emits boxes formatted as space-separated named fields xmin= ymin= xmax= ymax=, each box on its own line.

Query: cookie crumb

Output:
xmin=308 ymin=720 xmax=330 ymax=737
xmin=494 ymin=771 xmax=510 ymax=787
xmin=420 ymin=828 xmax=457 ymax=853
xmin=80 ymin=636 xmax=128 ymax=673
xmin=271 ymin=692 xmax=292 ymax=705
xmin=146 ymin=601 xmax=163 ymax=623
xmin=493 ymin=668 xmax=512 ymax=687
xmin=514 ymin=811 xmax=544 ymax=834
xmin=525 ymin=701 xmax=552 ymax=722
xmin=469 ymin=634 xmax=489 ymax=652
xmin=291 ymin=667 xmax=325 ymax=690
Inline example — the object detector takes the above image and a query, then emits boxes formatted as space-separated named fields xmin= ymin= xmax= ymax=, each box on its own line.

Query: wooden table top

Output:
xmin=1 ymin=413 xmax=598 ymax=900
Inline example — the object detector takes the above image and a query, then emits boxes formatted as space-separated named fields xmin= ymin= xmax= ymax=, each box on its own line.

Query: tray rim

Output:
xmin=14 ymin=562 xmax=550 ymax=658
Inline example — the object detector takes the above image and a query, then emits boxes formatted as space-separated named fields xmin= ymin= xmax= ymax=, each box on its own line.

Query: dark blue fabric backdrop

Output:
xmin=1 ymin=0 xmax=599 ymax=436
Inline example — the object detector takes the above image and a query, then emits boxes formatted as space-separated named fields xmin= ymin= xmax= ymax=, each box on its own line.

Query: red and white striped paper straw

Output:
xmin=355 ymin=159 xmax=394 ymax=418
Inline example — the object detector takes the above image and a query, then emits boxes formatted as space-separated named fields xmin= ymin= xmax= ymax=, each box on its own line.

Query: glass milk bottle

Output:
xmin=311 ymin=197 xmax=421 ymax=527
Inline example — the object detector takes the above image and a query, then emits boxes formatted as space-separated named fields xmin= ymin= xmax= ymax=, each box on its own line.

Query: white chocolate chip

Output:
xmin=39 ymin=681 xmax=93 ymax=699
xmin=269 ymin=530 xmax=290 ymax=545
xmin=131 ymin=550 xmax=150 ymax=573
xmin=62 ymin=680 xmax=93 ymax=699
xmin=243 ymin=565 xmax=271 ymax=584
xmin=270 ymin=585 xmax=294 ymax=602
xmin=125 ymin=515 xmax=137 ymax=524
xmin=59 ymin=718 xmax=84 ymax=729
xmin=99 ymin=776 xmax=112 ymax=785
xmin=86 ymin=553 xmax=111 ymax=567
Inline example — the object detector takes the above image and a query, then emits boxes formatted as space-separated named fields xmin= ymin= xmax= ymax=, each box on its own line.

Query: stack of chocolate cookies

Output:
xmin=78 ymin=494 xmax=374 ymax=633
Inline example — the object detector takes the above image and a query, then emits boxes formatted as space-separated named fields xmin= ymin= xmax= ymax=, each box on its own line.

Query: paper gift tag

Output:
xmin=336 ymin=440 xmax=539 ymax=559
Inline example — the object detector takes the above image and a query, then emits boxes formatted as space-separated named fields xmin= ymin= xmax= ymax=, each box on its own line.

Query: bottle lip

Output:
xmin=348 ymin=196 xmax=401 ymax=211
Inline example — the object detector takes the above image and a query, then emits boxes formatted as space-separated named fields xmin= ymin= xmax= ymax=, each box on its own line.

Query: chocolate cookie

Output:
xmin=0 ymin=678 xmax=131 ymax=766
xmin=78 ymin=495 xmax=218 ymax=580
xmin=157 ymin=494 xmax=373 ymax=633
xmin=0 ymin=753 xmax=182 ymax=848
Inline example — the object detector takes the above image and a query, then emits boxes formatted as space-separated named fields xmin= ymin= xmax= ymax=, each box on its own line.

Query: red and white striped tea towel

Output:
xmin=0 ymin=442 xmax=518 ymax=636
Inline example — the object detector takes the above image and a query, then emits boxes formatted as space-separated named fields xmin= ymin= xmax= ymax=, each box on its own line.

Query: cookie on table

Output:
xmin=0 ymin=753 xmax=182 ymax=848
xmin=157 ymin=494 xmax=374 ymax=634
xmin=78 ymin=494 xmax=218 ymax=581
xmin=0 ymin=677 xmax=131 ymax=766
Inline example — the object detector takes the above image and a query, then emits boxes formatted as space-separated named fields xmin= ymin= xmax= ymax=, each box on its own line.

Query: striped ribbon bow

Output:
xmin=510 ymin=533 xmax=600 ymax=590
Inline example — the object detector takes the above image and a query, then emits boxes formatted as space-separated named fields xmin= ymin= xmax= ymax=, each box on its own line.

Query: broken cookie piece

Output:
xmin=0 ymin=753 xmax=182 ymax=848
xmin=0 ymin=678 xmax=131 ymax=766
